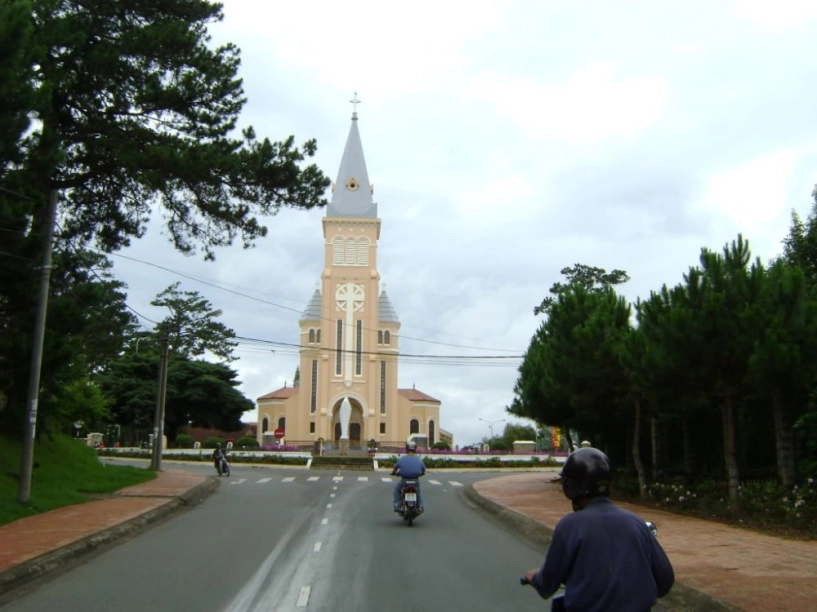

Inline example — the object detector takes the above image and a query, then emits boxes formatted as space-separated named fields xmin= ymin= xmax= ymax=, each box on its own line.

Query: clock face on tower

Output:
xmin=346 ymin=177 xmax=359 ymax=191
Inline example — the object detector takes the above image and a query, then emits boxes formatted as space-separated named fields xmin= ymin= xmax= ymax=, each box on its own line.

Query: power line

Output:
xmin=101 ymin=249 xmax=523 ymax=353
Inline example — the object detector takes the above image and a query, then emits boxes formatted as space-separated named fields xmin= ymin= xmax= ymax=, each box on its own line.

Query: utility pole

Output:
xmin=19 ymin=189 xmax=59 ymax=504
xmin=150 ymin=330 xmax=170 ymax=471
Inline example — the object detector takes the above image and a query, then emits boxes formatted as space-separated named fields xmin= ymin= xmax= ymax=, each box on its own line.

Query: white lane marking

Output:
xmin=257 ymin=478 xmax=272 ymax=484
xmin=450 ymin=481 xmax=463 ymax=487
xmin=296 ymin=586 xmax=311 ymax=607
xmin=332 ymin=486 xmax=338 ymax=490
xmin=381 ymin=477 xmax=392 ymax=483
xmin=357 ymin=476 xmax=368 ymax=482
xmin=321 ymin=518 xmax=329 ymax=525
xmin=326 ymin=503 xmax=333 ymax=508
xmin=313 ymin=542 xmax=322 ymax=553
xmin=330 ymin=493 xmax=336 ymax=498
xmin=282 ymin=477 xmax=295 ymax=482
xmin=333 ymin=476 xmax=344 ymax=482
xmin=428 ymin=479 xmax=442 ymax=485
xmin=222 ymin=507 xmax=315 ymax=611
xmin=307 ymin=476 xmax=320 ymax=481
xmin=230 ymin=479 xmax=246 ymax=485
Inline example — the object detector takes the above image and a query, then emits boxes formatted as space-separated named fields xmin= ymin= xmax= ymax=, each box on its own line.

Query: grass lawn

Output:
xmin=0 ymin=432 xmax=156 ymax=526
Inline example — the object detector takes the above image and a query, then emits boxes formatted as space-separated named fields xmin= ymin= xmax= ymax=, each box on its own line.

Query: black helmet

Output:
xmin=558 ymin=447 xmax=612 ymax=500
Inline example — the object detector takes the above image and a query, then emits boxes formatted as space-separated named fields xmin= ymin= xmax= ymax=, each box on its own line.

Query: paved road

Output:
xmin=4 ymin=465 xmax=557 ymax=611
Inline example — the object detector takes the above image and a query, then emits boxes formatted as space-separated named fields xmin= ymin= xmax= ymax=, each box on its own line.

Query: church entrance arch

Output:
xmin=330 ymin=395 xmax=365 ymax=443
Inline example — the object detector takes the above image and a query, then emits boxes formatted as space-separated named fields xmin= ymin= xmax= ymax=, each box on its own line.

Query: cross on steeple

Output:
xmin=350 ymin=92 xmax=361 ymax=118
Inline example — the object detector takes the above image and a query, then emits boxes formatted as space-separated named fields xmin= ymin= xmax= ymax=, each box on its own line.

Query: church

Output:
xmin=255 ymin=102 xmax=452 ymax=451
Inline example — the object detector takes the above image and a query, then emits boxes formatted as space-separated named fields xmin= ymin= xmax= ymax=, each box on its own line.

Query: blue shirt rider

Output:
xmin=391 ymin=440 xmax=426 ymax=512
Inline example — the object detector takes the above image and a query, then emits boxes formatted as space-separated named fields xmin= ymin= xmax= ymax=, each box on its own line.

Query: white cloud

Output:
xmin=108 ymin=0 xmax=817 ymax=446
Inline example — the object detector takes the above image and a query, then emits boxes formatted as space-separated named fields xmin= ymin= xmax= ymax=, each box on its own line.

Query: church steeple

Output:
xmin=326 ymin=93 xmax=377 ymax=218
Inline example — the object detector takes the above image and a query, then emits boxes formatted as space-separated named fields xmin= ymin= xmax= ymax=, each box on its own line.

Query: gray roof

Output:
xmin=379 ymin=290 xmax=400 ymax=323
xmin=326 ymin=115 xmax=378 ymax=219
xmin=300 ymin=289 xmax=322 ymax=321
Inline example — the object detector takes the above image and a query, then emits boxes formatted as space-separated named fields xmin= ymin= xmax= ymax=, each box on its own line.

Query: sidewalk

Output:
xmin=466 ymin=471 xmax=817 ymax=612
xmin=1 ymin=469 xmax=815 ymax=611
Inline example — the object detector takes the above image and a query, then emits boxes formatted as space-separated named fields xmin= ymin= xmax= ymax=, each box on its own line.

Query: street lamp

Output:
xmin=479 ymin=417 xmax=506 ymax=440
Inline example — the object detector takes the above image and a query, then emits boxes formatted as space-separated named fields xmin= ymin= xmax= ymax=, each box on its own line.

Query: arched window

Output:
xmin=429 ymin=420 xmax=436 ymax=446
xmin=346 ymin=238 xmax=357 ymax=265
xmin=384 ymin=330 xmax=390 ymax=345
xmin=316 ymin=329 xmax=321 ymax=344
xmin=262 ymin=417 xmax=269 ymax=433
xmin=333 ymin=237 xmax=344 ymax=265
xmin=410 ymin=419 xmax=419 ymax=434
xmin=278 ymin=417 xmax=286 ymax=431
xmin=309 ymin=329 xmax=315 ymax=343
xmin=357 ymin=238 xmax=369 ymax=266
xmin=378 ymin=330 xmax=383 ymax=344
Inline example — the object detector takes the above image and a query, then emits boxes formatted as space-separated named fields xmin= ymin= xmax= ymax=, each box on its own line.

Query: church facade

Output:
xmin=255 ymin=107 xmax=451 ymax=450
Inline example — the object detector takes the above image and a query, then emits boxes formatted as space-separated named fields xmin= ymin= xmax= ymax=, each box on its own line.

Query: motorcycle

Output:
xmin=396 ymin=478 xmax=421 ymax=526
xmin=520 ymin=521 xmax=659 ymax=611
xmin=215 ymin=454 xmax=230 ymax=477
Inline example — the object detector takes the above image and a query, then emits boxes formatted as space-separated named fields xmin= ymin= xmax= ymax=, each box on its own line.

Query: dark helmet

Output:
xmin=558 ymin=447 xmax=612 ymax=500
xmin=405 ymin=440 xmax=417 ymax=452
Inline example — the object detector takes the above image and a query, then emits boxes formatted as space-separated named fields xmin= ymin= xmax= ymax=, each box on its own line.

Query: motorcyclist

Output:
xmin=391 ymin=440 xmax=426 ymax=513
xmin=213 ymin=443 xmax=227 ymax=472
xmin=523 ymin=447 xmax=674 ymax=612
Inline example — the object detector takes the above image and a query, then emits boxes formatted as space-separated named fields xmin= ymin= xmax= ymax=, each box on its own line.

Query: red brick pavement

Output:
xmin=0 ymin=470 xmax=206 ymax=576
xmin=475 ymin=472 xmax=817 ymax=612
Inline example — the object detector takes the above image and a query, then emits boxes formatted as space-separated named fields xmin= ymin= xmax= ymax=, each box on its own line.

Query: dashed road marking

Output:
xmin=296 ymin=586 xmax=311 ymax=607
xmin=307 ymin=476 xmax=320 ymax=481
xmin=282 ymin=477 xmax=295 ymax=482
xmin=231 ymin=479 xmax=246 ymax=485
xmin=313 ymin=542 xmax=322 ymax=552
xmin=257 ymin=478 xmax=272 ymax=484
xmin=330 ymin=493 xmax=336 ymax=498
xmin=428 ymin=479 xmax=442 ymax=485
xmin=358 ymin=476 xmax=369 ymax=482
xmin=321 ymin=518 xmax=329 ymax=525
xmin=327 ymin=503 xmax=333 ymax=508
xmin=381 ymin=477 xmax=392 ymax=483
xmin=333 ymin=476 xmax=344 ymax=482
xmin=450 ymin=481 xmax=463 ymax=487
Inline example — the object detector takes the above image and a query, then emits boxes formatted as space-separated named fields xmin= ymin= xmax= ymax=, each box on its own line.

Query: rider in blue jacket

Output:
xmin=524 ymin=447 xmax=674 ymax=612
xmin=391 ymin=440 xmax=426 ymax=512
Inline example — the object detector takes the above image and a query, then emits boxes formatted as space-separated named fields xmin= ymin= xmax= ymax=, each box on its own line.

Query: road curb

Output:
xmin=460 ymin=483 xmax=742 ymax=612
xmin=0 ymin=476 xmax=218 ymax=600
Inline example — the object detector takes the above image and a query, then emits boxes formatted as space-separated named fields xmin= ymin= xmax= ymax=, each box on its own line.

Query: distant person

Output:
xmin=524 ymin=447 xmax=674 ymax=611
xmin=391 ymin=441 xmax=426 ymax=512
xmin=213 ymin=443 xmax=226 ymax=470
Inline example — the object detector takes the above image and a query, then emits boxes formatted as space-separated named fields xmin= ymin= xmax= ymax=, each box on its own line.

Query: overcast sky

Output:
xmin=109 ymin=0 xmax=817 ymax=446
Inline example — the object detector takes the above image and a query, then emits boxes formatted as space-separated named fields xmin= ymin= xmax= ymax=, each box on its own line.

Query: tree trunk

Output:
xmin=722 ymin=395 xmax=741 ymax=503
xmin=563 ymin=426 xmax=574 ymax=453
xmin=632 ymin=398 xmax=647 ymax=498
xmin=682 ymin=416 xmax=695 ymax=476
xmin=650 ymin=417 xmax=660 ymax=481
xmin=772 ymin=391 xmax=796 ymax=487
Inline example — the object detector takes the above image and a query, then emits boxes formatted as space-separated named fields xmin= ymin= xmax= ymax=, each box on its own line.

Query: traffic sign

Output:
xmin=274 ymin=428 xmax=285 ymax=440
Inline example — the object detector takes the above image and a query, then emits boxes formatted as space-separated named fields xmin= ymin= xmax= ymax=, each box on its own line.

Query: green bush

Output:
xmin=236 ymin=436 xmax=259 ymax=449
xmin=203 ymin=437 xmax=225 ymax=449
xmin=431 ymin=441 xmax=451 ymax=451
xmin=175 ymin=434 xmax=194 ymax=449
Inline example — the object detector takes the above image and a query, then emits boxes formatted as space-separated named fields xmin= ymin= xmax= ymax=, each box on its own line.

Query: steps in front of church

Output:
xmin=310 ymin=456 xmax=375 ymax=471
